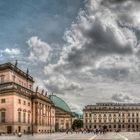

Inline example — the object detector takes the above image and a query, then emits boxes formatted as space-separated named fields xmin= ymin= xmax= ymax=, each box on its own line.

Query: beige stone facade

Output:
xmin=55 ymin=107 xmax=72 ymax=131
xmin=0 ymin=63 xmax=55 ymax=133
xmin=83 ymin=103 xmax=140 ymax=132
xmin=33 ymin=93 xmax=55 ymax=133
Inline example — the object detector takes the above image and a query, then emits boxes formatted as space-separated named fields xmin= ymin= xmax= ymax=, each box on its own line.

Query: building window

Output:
xmin=28 ymin=113 xmax=30 ymax=123
xmin=28 ymin=102 xmax=30 ymax=106
xmin=1 ymin=99 xmax=5 ymax=103
xmin=0 ymin=75 xmax=5 ymax=83
xmin=23 ymin=101 xmax=26 ymax=105
xmin=132 ymin=125 xmax=134 ymax=128
xmin=18 ymin=99 xmax=21 ymax=104
xmin=89 ymin=125 xmax=92 ymax=128
xmin=1 ymin=112 xmax=5 ymax=122
xmin=132 ymin=113 xmax=134 ymax=117
xmin=23 ymin=112 xmax=26 ymax=123
xmin=12 ymin=75 xmax=16 ymax=82
xmin=18 ymin=112 xmax=21 ymax=122
xmin=132 ymin=119 xmax=134 ymax=123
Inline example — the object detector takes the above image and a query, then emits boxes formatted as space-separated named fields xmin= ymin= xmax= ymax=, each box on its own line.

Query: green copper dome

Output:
xmin=50 ymin=95 xmax=71 ymax=112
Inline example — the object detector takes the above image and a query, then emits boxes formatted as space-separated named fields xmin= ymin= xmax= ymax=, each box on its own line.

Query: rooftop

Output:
xmin=50 ymin=95 xmax=71 ymax=113
xmin=0 ymin=62 xmax=34 ymax=82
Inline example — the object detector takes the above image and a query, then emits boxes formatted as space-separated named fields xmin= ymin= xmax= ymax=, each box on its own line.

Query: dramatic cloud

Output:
xmin=27 ymin=36 xmax=52 ymax=62
xmin=3 ymin=0 xmax=139 ymax=112
xmin=111 ymin=93 xmax=132 ymax=103
xmin=44 ymin=74 xmax=83 ymax=94
xmin=42 ymin=0 xmax=140 ymax=112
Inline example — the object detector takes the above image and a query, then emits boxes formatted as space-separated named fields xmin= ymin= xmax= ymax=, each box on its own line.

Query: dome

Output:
xmin=50 ymin=95 xmax=71 ymax=112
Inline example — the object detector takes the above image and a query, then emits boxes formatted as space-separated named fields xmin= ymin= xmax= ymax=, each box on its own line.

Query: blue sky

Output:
xmin=0 ymin=0 xmax=84 ymax=50
xmin=1 ymin=0 xmax=140 ymax=112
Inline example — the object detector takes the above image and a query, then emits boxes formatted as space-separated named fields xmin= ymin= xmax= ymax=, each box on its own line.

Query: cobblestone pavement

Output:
xmin=0 ymin=132 xmax=140 ymax=140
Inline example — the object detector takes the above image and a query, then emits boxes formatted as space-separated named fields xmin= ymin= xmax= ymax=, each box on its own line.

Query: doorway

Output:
xmin=7 ymin=126 xmax=12 ymax=133
xmin=18 ymin=126 xmax=21 ymax=132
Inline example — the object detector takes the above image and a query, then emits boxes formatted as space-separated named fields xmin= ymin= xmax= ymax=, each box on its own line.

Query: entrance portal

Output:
xmin=7 ymin=126 xmax=12 ymax=133
xmin=103 ymin=125 xmax=108 ymax=130
xmin=55 ymin=123 xmax=59 ymax=132
xmin=18 ymin=126 xmax=21 ymax=132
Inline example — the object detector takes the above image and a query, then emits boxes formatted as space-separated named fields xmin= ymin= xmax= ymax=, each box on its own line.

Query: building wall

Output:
xmin=83 ymin=103 xmax=140 ymax=131
xmin=0 ymin=69 xmax=33 ymax=90
xmin=33 ymin=97 xmax=55 ymax=133
xmin=0 ymin=63 xmax=72 ymax=134
xmin=0 ymin=95 xmax=14 ymax=123
xmin=55 ymin=108 xmax=72 ymax=131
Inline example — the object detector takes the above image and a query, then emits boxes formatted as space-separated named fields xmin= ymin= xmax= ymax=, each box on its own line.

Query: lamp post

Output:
xmin=31 ymin=91 xmax=34 ymax=136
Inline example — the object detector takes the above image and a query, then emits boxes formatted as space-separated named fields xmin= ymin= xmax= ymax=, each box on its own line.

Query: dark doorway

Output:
xmin=66 ymin=123 xmax=69 ymax=129
xmin=18 ymin=126 xmax=21 ymax=132
xmin=103 ymin=125 xmax=108 ymax=130
xmin=28 ymin=127 xmax=30 ymax=133
xmin=55 ymin=123 xmax=59 ymax=132
xmin=7 ymin=126 xmax=12 ymax=133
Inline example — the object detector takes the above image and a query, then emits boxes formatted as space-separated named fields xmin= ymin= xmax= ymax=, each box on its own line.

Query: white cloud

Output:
xmin=44 ymin=74 xmax=83 ymax=94
xmin=42 ymin=0 xmax=140 ymax=112
xmin=27 ymin=36 xmax=52 ymax=62
xmin=0 ymin=48 xmax=20 ymax=56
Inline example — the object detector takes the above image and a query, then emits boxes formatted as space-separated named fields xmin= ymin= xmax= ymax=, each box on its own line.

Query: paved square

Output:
xmin=0 ymin=132 xmax=140 ymax=140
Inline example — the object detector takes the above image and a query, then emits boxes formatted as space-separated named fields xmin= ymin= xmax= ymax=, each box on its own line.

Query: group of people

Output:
xmin=66 ymin=128 xmax=108 ymax=134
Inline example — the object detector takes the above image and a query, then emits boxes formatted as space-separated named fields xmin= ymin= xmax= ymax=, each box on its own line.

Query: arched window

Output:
xmin=17 ymin=108 xmax=22 ymax=111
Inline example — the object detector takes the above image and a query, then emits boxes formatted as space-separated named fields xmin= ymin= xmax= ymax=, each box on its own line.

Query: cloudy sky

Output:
xmin=1 ymin=0 xmax=140 ymax=113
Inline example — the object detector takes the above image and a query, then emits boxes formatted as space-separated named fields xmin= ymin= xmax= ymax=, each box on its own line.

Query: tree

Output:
xmin=72 ymin=119 xmax=83 ymax=130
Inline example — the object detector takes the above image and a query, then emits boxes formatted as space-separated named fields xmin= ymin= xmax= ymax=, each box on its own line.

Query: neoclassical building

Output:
xmin=50 ymin=95 xmax=72 ymax=131
xmin=0 ymin=62 xmax=72 ymax=134
xmin=83 ymin=103 xmax=140 ymax=131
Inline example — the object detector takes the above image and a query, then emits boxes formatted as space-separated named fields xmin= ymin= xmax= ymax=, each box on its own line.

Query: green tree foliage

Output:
xmin=72 ymin=119 xmax=83 ymax=130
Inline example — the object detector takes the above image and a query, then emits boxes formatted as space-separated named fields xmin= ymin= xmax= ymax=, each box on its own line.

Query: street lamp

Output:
xmin=31 ymin=91 xmax=34 ymax=136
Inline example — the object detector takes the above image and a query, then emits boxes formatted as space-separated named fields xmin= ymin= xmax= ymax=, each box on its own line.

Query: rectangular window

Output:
xmin=28 ymin=102 xmax=30 ymax=106
xmin=23 ymin=101 xmax=26 ymax=105
xmin=18 ymin=112 xmax=21 ymax=122
xmin=23 ymin=113 xmax=26 ymax=123
xmin=28 ymin=114 xmax=30 ymax=123
xmin=0 ymin=75 xmax=5 ymax=83
xmin=18 ymin=99 xmax=21 ymax=104
xmin=1 ymin=112 xmax=5 ymax=122
xmin=12 ymin=75 xmax=16 ymax=82
xmin=1 ymin=99 xmax=6 ymax=103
